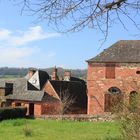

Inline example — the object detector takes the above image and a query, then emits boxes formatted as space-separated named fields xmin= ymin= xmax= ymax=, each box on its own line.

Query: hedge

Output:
xmin=0 ymin=107 xmax=27 ymax=120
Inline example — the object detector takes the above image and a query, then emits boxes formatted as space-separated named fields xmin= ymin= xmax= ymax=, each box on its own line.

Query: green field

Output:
xmin=0 ymin=119 xmax=121 ymax=140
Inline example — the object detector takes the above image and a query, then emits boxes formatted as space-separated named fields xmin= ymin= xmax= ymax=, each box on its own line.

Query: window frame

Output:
xmin=105 ymin=63 xmax=116 ymax=79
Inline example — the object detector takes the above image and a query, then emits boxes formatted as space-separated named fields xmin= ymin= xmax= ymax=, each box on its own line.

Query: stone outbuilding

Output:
xmin=0 ymin=68 xmax=87 ymax=116
xmin=87 ymin=40 xmax=140 ymax=114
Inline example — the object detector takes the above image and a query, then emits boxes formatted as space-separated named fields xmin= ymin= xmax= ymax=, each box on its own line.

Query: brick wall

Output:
xmin=34 ymin=104 xmax=42 ymax=116
xmin=0 ymin=88 xmax=5 ymax=97
xmin=41 ymin=101 xmax=60 ymax=115
xmin=0 ymin=88 xmax=6 ymax=106
xmin=43 ymin=81 xmax=59 ymax=99
xmin=87 ymin=63 xmax=140 ymax=114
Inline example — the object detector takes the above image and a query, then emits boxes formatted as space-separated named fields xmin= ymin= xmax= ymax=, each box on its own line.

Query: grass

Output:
xmin=0 ymin=119 xmax=121 ymax=140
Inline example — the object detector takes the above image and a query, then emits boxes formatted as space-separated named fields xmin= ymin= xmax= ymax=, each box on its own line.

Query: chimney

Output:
xmin=64 ymin=71 xmax=71 ymax=81
xmin=52 ymin=66 xmax=59 ymax=80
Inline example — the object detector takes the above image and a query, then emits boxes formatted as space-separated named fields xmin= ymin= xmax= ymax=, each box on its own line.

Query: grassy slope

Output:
xmin=0 ymin=119 xmax=120 ymax=140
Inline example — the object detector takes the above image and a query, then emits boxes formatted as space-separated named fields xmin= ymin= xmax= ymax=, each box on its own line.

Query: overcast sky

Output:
xmin=0 ymin=1 xmax=139 ymax=69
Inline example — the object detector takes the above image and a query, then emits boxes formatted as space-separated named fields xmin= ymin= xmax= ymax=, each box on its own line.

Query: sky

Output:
xmin=0 ymin=1 xmax=139 ymax=69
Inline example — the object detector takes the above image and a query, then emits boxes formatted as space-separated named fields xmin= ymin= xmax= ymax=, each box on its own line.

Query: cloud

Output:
xmin=0 ymin=26 xmax=60 ymax=47
xmin=0 ymin=29 xmax=11 ymax=40
xmin=0 ymin=47 xmax=34 ymax=61
xmin=0 ymin=26 xmax=60 ymax=67
xmin=10 ymin=26 xmax=60 ymax=46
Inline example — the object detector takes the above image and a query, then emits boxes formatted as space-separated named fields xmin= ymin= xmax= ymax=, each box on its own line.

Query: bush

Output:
xmin=23 ymin=125 xmax=32 ymax=137
xmin=0 ymin=107 xmax=27 ymax=120
xmin=114 ymin=94 xmax=140 ymax=140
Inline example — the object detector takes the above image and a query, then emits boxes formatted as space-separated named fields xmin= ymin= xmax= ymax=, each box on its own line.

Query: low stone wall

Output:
xmin=38 ymin=114 xmax=114 ymax=122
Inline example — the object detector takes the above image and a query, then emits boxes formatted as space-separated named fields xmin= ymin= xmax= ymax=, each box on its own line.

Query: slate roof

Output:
xmin=3 ymin=78 xmax=45 ymax=102
xmin=50 ymin=80 xmax=87 ymax=108
xmin=87 ymin=40 xmax=140 ymax=63
xmin=7 ymin=91 xmax=44 ymax=102
xmin=0 ymin=78 xmax=15 ymax=88
xmin=2 ymin=69 xmax=87 ymax=105
xmin=28 ymin=70 xmax=50 ymax=90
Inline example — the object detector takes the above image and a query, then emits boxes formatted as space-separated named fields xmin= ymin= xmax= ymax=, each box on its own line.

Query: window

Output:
xmin=136 ymin=71 xmax=140 ymax=74
xmin=105 ymin=87 xmax=123 ymax=112
xmin=1 ymin=102 xmax=6 ymax=107
xmin=105 ymin=63 xmax=115 ymax=79
xmin=5 ymin=83 xmax=13 ymax=96
xmin=108 ymin=87 xmax=121 ymax=94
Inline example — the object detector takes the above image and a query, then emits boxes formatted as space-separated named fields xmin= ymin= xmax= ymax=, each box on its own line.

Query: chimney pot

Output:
xmin=52 ymin=66 xmax=59 ymax=80
xmin=64 ymin=71 xmax=71 ymax=81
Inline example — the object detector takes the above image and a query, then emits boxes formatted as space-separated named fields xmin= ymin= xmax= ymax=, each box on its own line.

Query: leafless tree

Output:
xmin=59 ymin=89 xmax=75 ymax=116
xmin=12 ymin=0 xmax=140 ymax=42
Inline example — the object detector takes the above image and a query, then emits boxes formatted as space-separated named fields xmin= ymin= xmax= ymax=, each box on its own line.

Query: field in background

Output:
xmin=0 ymin=67 xmax=87 ymax=80
xmin=0 ymin=119 xmax=120 ymax=140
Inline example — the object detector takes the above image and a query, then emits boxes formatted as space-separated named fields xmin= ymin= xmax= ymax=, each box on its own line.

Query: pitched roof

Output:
xmin=50 ymin=80 xmax=87 ymax=108
xmin=87 ymin=40 xmax=140 ymax=63
xmin=0 ymin=77 xmax=44 ymax=102
xmin=0 ymin=78 xmax=16 ymax=88
xmin=7 ymin=91 xmax=44 ymax=102
xmin=3 ymin=70 xmax=87 ymax=104
xmin=28 ymin=70 xmax=50 ymax=90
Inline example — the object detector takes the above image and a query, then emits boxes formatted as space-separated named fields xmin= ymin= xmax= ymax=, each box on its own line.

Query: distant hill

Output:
xmin=0 ymin=67 xmax=87 ymax=80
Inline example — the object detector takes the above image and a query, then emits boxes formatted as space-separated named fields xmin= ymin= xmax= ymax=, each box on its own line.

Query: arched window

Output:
xmin=105 ymin=87 xmax=123 ymax=112
xmin=1 ymin=102 xmax=6 ymax=107
xmin=108 ymin=87 xmax=121 ymax=94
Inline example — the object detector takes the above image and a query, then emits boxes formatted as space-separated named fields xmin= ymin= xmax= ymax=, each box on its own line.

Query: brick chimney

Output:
xmin=64 ymin=71 xmax=71 ymax=81
xmin=52 ymin=66 xmax=59 ymax=80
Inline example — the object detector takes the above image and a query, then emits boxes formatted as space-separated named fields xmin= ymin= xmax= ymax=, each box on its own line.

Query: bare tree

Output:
xmin=12 ymin=0 xmax=140 ymax=41
xmin=59 ymin=89 xmax=75 ymax=116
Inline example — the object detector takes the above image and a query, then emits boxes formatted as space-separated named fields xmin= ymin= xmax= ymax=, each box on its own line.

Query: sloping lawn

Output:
xmin=0 ymin=119 xmax=121 ymax=140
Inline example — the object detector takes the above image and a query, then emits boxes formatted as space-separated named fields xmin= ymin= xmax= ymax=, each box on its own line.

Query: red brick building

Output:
xmin=87 ymin=40 xmax=140 ymax=115
xmin=1 ymin=68 xmax=87 ymax=116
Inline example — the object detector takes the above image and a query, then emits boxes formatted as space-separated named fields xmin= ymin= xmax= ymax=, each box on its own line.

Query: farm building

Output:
xmin=87 ymin=40 xmax=140 ymax=114
xmin=0 ymin=68 xmax=87 ymax=116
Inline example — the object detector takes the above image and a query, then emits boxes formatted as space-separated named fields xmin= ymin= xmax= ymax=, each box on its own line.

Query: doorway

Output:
xmin=29 ymin=103 xmax=34 ymax=116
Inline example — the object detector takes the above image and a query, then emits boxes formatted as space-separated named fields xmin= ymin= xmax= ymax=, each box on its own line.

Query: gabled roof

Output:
xmin=5 ymin=78 xmax=45 ymax=102
xmin=4 ymin=69 xmax=87 ymax=105
xmin=50 ymin=80 xmax=87 ymax=108
xmin=7 ymin=91 xmax=44 ymax=102
xmin=87 ymin=40 xmax=140 ymax=63
xmin=28 ymin=70 xmax=50 ymax=90
xmin=0 ymin=78 xmax=15 ymax=87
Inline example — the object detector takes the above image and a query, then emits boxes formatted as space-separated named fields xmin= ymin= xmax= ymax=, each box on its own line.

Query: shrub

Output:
xmin=23 ymin=120 xmax=32 ymax=137
xmin=0 ymin=107 xmax=27 ymax=120
xmin=114 ymin=94 xmax=140 ymax=140
xmin=23 ymin=126 xmax=32 ymax=137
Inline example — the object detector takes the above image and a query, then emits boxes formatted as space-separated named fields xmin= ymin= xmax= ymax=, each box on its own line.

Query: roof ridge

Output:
xmin=87 ymin=40 xmax=140 ymax=63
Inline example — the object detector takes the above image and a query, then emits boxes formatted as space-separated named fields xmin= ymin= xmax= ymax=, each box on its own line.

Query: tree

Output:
xmin=114 ymin=81 xmax=140 ymax=140
xmin=115 ymin=94 xmax=140 ymax=140
xmin=59 ymin=89 xmax=75 ymax=116
xmin=13 ymin=0 xmax=140 ymax=41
